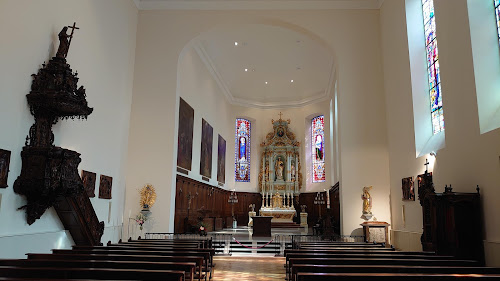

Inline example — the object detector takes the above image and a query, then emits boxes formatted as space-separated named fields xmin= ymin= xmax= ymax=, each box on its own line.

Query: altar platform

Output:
xmin=209 ymin=225 xmax=309 ymax=242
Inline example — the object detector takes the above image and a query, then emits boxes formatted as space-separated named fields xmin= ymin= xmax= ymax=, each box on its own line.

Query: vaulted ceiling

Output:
xmin=134 ymin=0 xmax=382 ymax=108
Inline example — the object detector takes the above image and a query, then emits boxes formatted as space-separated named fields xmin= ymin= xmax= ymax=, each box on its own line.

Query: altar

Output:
xmin=260 ymin=208 xmax=296 ymax=222
xmin=258 ymin=113 xmax=302 ymax=222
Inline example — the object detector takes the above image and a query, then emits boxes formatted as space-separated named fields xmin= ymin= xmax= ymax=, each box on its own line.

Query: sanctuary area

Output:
xmin=0 ymin=0 xmax=500 ymax=280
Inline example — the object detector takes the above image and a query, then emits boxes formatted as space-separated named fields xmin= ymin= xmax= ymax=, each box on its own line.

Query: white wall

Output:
xmin=381 ymin=0 xmax=500 ymax=266
xmin=126 ymin=9 xmax=391 ymax=236
xmin=0 ymin=0 xmax=138 ymax=258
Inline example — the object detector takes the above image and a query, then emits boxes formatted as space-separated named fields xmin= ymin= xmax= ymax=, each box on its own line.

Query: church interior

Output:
xmin=1 ymin=0 xmax=500 ymax=279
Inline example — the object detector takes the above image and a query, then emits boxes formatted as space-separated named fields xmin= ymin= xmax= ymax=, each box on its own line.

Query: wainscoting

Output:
xmin=391 ymin=229 xmax=423 ymax=252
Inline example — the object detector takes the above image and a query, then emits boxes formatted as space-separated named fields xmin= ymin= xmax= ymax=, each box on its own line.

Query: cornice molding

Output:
xmin=193 ymin=41 xmax=334 ymax=109
xmin=135 ymin=0 xmax=382 ymax=11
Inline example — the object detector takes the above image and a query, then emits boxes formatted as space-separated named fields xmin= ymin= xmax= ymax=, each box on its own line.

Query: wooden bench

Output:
xmin=27 ymin=253 xmax=205 ymax=281
xmin=295 ymin=272 xmax=500 ymax=280
xmin=0 ymin=259 xmax=195 ymax=281
xmin=288 ymin=257 xmax=480 ymax=268
xmin=290 ymin=264 xmax=500 ymax=281
xmin=53 ymin=249 xmax=213 ymax=280
xmin=0 ymin=266 xmax=184 ymax=281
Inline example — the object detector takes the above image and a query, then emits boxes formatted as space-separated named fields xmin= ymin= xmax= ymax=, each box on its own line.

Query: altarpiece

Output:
xmin=258 ymin=115 xmax=302 ymax=222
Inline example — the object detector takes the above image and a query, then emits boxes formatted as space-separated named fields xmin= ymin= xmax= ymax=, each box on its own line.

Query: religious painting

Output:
xmin=81 ymin=170 xmax=96 ymax=197
xmin=99 ymin=175 xmax=113 ymax=199
xmin=312 ymin=115 xmax=325 ymax=182
xmin=177 ymin=98 xmax=194 ymax=171
xmin=402 ymin=176 xmax=415 ymax=201
xmin=417 ymin=172 xmax=433 ymax=201
xmin=0 ymin=149 xmax=11 ymax=188
xmin=235 ymin=118 xmax=251 ymax=182
xmin=217 ymin=135 xmax=226 ymax=184
xmin=200 ymin=119 xmax=213 ymax=178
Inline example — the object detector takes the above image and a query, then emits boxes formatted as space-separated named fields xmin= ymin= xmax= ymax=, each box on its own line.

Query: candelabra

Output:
xmin=228 ymin=190 xmax=238 ymax=222
xmin=314 ymin=192 xmax=325 ymax=218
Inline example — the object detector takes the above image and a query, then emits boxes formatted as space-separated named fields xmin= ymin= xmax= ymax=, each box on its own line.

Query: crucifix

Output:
xmin=65 ymin=22 xmax=80 ymax=57
xmin=424 ymin=158 xmax=430 ymax=173
xmin=278 ymin=112 xmax=283 ymax=120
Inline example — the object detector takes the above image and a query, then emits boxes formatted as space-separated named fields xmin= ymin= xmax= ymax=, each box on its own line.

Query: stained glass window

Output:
xmin=312 ymin=115 xmax=325 ymax=183
xmin=495 ymin=0 xmax=500 ymax=45
xmin=422 ymin=0 xmax=444 ymax=134
xmin=235 ymin=118 xmax=250 ymax=182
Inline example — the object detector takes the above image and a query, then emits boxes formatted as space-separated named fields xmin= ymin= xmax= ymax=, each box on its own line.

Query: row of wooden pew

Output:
xmin=0 ymin=237 xmax=216 ymax=281
xmin=285 ymin=241 xmax=500 ymax=280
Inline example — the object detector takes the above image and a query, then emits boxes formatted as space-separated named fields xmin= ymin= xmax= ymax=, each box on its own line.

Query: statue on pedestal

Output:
xmin=273 ymin=192 xmax=283 ymax=208
xmin=361 ymin=186 xmax=373 ymax=220
xmin=275 ymin=157 xmax=284 ymax=181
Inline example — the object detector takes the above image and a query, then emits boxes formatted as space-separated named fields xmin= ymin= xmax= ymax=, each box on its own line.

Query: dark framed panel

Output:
xmin=98 ymin=175 xmax=113 ymax=199
xmin=402 ymin=176 xmax=415 ymax=201
xmin=200 ymin=118 xmax=213 ymax=178
xmin=82 ymin=170 xmax=96 ymax=197
xmin=217 ymin=135 xmax=226 ymax=184
xmin=177 ymin=98 xmax=195 ymax=171
xmin=0 ymin=149 xmax=11 ymax=188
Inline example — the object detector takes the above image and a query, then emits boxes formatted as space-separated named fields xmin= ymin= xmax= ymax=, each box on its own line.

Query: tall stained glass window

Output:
xmin=312 ymin=115 xmax=325 ymax=183
xmin=422 ymin=0 xmax=444 ymax=134
xmin=235 ymin=118 xmax=250 ymax=182
xmin=495 ymin=0 xmax=500 ymax=45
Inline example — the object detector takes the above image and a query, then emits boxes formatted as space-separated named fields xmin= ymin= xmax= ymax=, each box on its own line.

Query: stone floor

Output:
xmin=213 ymin=255 xmax=286 ymax=281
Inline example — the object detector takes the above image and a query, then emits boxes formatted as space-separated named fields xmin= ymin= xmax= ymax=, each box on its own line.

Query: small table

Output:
xmin=360 ymin=221 xmax=390 ymax=247
xmin=252 ymin=216 xmax=272 ymax=237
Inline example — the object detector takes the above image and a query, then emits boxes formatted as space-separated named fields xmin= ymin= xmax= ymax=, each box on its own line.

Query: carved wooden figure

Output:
xmin=0 ymin=149 xmax=11 ymax=188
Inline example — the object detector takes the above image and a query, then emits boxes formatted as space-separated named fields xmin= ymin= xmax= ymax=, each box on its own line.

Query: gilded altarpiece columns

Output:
xmin=258 ymin=116 xmax=302 ymax=222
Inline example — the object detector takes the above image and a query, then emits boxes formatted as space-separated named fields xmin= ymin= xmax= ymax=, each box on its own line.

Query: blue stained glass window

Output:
xmin=312 ymin=115 xmax=325 ymax=183
xmin=422 ymin=0 xmax=444 ymax=134
xmin=235 ymin=118 xmax=250 ymax=182
xmin=495 ymin=1 xmax=500 ymax=45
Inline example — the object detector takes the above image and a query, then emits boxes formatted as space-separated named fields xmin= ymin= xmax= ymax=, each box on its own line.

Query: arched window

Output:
xmin=235 ymin=118 xmax=250 ymax=182
xmin=312 ymin=115 xmax=325 ymax=183
xmin=422 ymin=0 xmax=444 ymax=134
xmin=495 ymin=1 xmax=500 ymax=45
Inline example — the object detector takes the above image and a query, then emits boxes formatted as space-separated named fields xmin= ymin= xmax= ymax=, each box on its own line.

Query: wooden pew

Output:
xmin=0 ymin=259 xmax=195 ymax=281
xmin=27 ymin=253 xmax=205 ymax=281
xmin=53 ymin=249 xmax=213 ymax=280
xmin=289 ymin=257 xmax=480 ymax=267
xmin=0 ymin=266 xmax=184 ymax=281
xmin=296 ymin=272 xmax=500 ymax=280
xmin=72 ymin=245 xmax=215 ymax=268
xmin=290 ymin=265 xmax=500 ymax=281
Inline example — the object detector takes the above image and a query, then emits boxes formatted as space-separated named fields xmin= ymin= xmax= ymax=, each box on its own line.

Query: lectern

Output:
xmin=252 ymin=216 xmax=272 ymax=237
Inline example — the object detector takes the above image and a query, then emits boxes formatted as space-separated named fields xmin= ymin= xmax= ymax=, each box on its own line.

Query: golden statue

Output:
xmin=362 ymin=186 xmax=372 ymax=214
xmin=273 ymin=192 xmax=283 ymax=208
xmin=139 ymin=184 xmax=157 ymax=210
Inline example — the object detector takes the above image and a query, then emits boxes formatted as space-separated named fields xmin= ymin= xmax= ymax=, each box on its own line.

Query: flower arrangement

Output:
xmin=197 ymin=222 xmax=207 ymax=236
xmin=135 ymin=213 xmax=148 ymax=230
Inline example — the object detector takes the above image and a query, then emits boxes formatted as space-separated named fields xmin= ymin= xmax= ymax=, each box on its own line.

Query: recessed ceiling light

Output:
xmin=234 ymin=42 xmax=238 ymax=46
xmin=244 ymin=68 xmax=248 ymax=72
xmin=252 ymin=69 xmax=255 ymax=72
xmin=291 ymin=79 xmax=294 ymax=83
xmin=265 ymin=81 xmax=268 ymax=85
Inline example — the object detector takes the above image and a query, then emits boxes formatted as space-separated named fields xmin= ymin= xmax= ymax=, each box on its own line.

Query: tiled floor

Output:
xmin=213 ymin=255 xmax=286 ymax=281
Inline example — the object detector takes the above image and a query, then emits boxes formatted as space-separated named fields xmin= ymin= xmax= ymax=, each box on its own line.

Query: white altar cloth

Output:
xmin=259 ymin=208 xmax=296 ymax=222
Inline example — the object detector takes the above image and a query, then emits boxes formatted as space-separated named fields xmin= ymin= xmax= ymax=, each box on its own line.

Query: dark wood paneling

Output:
xmin=298 ymin=183 xmax=340 ymax=234
xmin=174 ymin=175 xmax=262 ymax=232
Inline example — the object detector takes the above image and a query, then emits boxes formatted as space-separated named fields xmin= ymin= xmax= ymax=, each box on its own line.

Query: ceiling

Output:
xmin=133 ymin=0 xmax=384 ymax=10
xmin=134 ymin=0 xmax=380 ymax=108
xmin=192 ymin=24 xmax=335 ymax=109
